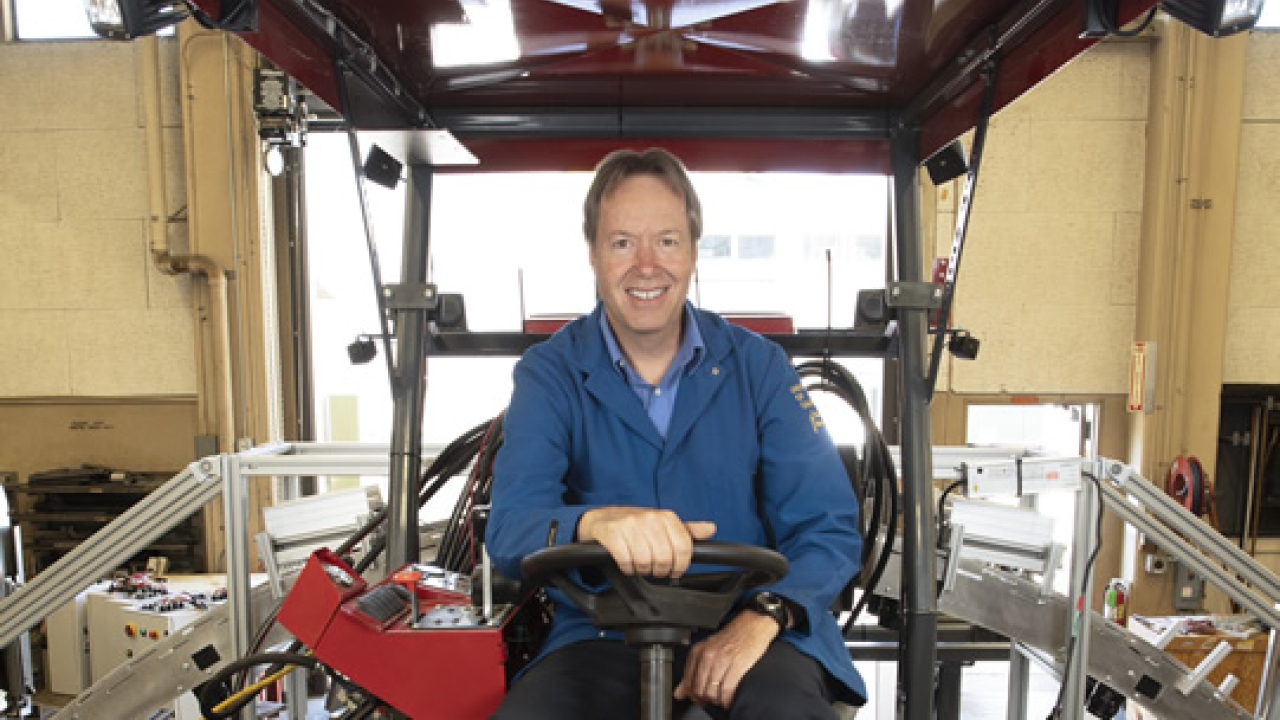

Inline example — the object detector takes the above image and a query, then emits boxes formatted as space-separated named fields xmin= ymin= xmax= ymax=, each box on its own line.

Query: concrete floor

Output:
xmin=961 ymin=661 xmax=1063 ymax=720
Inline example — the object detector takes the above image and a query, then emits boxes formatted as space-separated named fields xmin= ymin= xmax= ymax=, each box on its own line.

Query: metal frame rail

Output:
xmin=0 ymin=459 xmax=224 ymax=651
xmin=953 ymin=455 xmax=1280 ymax=719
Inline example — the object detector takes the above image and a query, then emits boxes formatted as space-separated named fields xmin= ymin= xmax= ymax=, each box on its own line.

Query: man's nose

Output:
xmin=634 ymin=239 xmax=657 ymax=269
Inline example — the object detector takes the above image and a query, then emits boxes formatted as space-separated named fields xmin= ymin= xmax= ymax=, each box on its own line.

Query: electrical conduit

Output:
xmin=140 ymin=35 xmax=236 ymax=454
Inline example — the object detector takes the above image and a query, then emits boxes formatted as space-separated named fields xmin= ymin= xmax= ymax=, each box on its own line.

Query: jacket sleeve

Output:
xmin=484 ymin=347 xmax=597 ymax=582
xmin=750 ymin=342 xmax=862 ymax=632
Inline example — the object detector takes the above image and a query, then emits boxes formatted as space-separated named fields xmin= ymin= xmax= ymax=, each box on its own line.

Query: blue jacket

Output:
xmin=486 ymin=303 xmax=865 ymax=703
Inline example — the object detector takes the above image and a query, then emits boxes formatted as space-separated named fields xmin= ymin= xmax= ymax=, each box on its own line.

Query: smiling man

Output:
xmin=486 ymin=149 xmax=865 ymax=719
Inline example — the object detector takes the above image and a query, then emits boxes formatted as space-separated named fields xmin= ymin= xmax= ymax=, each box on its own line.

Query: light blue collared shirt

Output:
xmin=599 ymin=303 xmax=705 ymax=438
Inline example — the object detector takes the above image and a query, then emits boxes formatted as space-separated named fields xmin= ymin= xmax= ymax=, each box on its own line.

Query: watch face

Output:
xmin=756 ymin=592 xmax=783 ymax=613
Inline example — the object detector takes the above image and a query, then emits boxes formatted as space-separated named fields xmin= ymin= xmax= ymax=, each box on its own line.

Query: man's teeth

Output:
xmin=628 ymin=288 xmax=664 ymax=300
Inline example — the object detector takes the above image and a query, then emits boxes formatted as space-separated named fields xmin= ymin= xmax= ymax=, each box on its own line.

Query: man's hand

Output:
xmin=577 ymin=507 xmax=715 ymax=578
xmin=673 ymin=610 xmax=778 ymax=709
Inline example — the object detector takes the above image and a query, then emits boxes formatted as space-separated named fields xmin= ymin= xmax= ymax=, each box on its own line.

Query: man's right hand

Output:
xmin=576 ymin=507 xmax=716 ymax=578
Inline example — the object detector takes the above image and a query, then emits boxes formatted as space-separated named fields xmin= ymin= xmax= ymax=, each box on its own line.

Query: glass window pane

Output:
xmin=698 ymin=235 xmax=732 ymax=259
xmin=1259 ymin=0 xmax=1280 ymax=27
xmin=304 ymin=133 xmax=889 ymax=455
xmin=14 ymin=0 xmax=96 ymax=39
xmin=738 ymin=235 xmax=775 ymax=260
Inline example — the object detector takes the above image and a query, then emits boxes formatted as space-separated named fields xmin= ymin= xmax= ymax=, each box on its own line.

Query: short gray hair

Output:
xmin=582 ymin=148 xmax=703 ymax=244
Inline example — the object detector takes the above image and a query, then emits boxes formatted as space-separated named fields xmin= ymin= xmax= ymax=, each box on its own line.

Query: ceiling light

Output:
xmin=1161 ymin=0 xmax=1267 ymax=35
xmin=81 ymin=0 xmax=187 ymax=40
xmin=431 ymin=0 xmax=520 ymax=68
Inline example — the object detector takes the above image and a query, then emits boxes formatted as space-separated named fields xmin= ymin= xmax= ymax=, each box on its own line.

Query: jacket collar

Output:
xmin=572 ymin=303 xmax=735 ymax=452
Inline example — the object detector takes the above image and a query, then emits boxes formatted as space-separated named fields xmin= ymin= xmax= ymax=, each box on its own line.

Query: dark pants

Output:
xmin=492 ymin=639 xmax=843 ymax=720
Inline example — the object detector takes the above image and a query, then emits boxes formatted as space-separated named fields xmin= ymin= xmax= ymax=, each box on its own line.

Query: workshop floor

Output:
xmin=961 ymin=661 xmax=1065 ymax=720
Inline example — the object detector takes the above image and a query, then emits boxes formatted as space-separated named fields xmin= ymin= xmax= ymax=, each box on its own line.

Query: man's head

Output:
xmin=584 ymin=148 xmax=701 ymax=353
xmin=583 ymin=149 xmax=703 ymax=245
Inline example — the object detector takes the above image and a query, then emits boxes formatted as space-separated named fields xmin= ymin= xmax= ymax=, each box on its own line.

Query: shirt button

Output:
xmin=712 ymin=367 xmax=720 ymax=376
xmin=654 ymin=388 xmax=661 ymax=396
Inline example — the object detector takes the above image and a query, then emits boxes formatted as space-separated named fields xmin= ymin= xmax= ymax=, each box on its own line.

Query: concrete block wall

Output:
xmin=1226 ymin=32 xmax=1280 ymax=383
xmin=946 ymin=41 xmax=1151 ymax=395
xmin=0 ymin=39 xmax=195 ymax=397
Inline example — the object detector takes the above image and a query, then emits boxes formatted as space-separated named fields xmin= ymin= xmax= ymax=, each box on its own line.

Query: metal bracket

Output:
xmin=886 ymin=282 xmax=944 ymax=310
xmin=191 ymin=457 xmax=220 ymax=484
xmin=381 ymin=282 xmax=439 ymax=311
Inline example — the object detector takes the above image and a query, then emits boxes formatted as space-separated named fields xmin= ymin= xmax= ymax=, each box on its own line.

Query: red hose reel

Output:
xmin=1165 ymin=455 xmax=1211 ymax=517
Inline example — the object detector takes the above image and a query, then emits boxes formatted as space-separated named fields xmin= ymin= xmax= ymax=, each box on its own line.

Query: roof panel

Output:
xmin=190 ymin=0 xmax=1162 ymax=168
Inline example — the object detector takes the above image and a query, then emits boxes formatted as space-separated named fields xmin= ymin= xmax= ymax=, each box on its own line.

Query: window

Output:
xmin=13 ymin=0 xmax=96 ymax=39
xmin=303 ymin=134 xmax=889 ymax=499
xmin=738 ymin=235 xmax=776 ymax=260
xmin=698 ymin=235 xmax=732 ymax=259
xmin=9 ymin=0 xmax=179 ymax=40
xmin=1259 ymin=0 xmax=1280 ymax=27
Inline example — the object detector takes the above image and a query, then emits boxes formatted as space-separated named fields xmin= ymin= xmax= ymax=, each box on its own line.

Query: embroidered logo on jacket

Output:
xmin=790 ymin=383 xmax=825 ymax=433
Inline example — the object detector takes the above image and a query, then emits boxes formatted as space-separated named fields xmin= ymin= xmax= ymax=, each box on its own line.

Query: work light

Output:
xmin=1161 ymin=0 xmax=1267 ymax=35
xmin=81 ymin=0 xmax=187 ymax=40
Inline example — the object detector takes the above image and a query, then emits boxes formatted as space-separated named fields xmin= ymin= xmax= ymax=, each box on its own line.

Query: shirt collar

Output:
xmin=599 ymin=302 xmax=705 ymax=381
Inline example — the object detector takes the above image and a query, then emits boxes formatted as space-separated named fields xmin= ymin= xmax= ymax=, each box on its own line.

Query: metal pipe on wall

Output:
xmin=890 ymin=121 xmax=939 ymax=720
xmin=142 ymin=34 xmax=237 ymax=453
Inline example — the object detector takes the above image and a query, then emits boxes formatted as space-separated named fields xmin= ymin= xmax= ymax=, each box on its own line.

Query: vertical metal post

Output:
xmin=386 ymin=164 xmax=434 ymax=570
xmin=935 ymin=662 xmax=963 ymax=720
xmin=639 ymin=644 xmax=674 ymax=720
xmin=1060 ymin=478 xmax=1098 ymax=720
xmin=1258 ymin=603 xmax=1280 ymax=719
xmin=1008 ymin=495 xmax=1037 ymax=720
xmin=1006 ymin=649 xmax=1030 ymax=720
xmin=222 ymin=453 xmax=254 ymax=720
xmin=890 ymin=121 xmax=939 ymax=720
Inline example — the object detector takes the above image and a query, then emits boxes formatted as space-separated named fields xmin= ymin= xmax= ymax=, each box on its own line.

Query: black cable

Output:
xmin=1047 ymin=471 xmax=1105 ymax=719
xmin=1090 ymin=0 xmax=1159 ymax=37
xmin=239 ymin=417 xmax=501 ymax=693
xmin=186 ymin=0 xmax=255 ymax=31
xmin=937 ymin=476 xmax=968 ymax=547
xmin=793 ymin=359 xmax=900 ymax=630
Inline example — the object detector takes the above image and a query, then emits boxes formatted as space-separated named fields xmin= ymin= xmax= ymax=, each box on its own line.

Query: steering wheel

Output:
xmin=521 ymin=541 xmax=788 ymax=720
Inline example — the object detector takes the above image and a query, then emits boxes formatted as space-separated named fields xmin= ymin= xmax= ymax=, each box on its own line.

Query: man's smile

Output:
xmin=627 ymin=287 xmax=668 ymax=301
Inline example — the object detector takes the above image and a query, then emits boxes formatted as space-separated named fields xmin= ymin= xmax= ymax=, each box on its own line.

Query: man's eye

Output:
xmin=660 ymin=236 xmax=679 ymax=247
xmin=612 ymin=237 xmax=632 ymax=250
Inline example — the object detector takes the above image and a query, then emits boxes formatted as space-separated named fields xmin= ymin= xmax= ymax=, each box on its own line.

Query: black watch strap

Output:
xmin=747 ymin=591 xmax=788 ymax=635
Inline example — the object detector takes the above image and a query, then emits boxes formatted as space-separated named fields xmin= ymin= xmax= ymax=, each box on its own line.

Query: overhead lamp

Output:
xmin=1161 ymin=0 xmax=1267 ymax=35
xmin=81 ymin=0 xmax=188 ymax=40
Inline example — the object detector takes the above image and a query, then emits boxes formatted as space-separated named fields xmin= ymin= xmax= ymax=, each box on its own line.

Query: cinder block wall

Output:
xmin=0 ymin=39 xmax=195 ymax=399
xmin=945 ymin=41 xmax=1151 ymax=395
xmin=0 ymin=38 xmax=198 ymax=481
xmin=1226 ymin=32 xmax=1280 ymax=384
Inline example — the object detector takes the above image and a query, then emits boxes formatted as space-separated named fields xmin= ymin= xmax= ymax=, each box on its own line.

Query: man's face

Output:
xmin=589 ymin=174 xmax=697 ymax=350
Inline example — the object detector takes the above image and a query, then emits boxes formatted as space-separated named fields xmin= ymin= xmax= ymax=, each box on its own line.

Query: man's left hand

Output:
xmin=673 ymin=610 xmax=778 ymax=709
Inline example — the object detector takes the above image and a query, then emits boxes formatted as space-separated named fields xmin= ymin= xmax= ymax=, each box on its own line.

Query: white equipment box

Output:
xmin=46 ymin=575 xmax=230 ymax=719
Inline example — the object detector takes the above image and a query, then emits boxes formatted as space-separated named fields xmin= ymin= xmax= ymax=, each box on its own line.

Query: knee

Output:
xmin=730 ymin=676 xmax=838 ymax=720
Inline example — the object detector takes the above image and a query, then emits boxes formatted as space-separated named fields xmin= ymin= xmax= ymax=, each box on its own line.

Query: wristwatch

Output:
xmin=747 ymin=591 xmax=788 ymax=635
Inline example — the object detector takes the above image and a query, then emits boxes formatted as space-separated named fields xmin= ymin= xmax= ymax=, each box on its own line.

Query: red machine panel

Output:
xmin=279 ymin=550 xmax=541 ymax=719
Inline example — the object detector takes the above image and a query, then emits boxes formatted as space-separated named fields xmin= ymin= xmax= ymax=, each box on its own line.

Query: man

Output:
xmin=486 ymin=148 xmax=864 ymax=719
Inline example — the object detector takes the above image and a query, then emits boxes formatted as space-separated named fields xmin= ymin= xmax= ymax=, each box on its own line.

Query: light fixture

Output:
xmin=947 ymin=330 xmax=981 ymax=361
xmin=347 ymin=336 xmax=379 ymax=365
xmin=1161 ymin=0 xmax=1267 ymax=35
xmin=430 ymin=0 xmax=520 ymax=68
xmin=81 ymin=0 xmax=187 ymax=40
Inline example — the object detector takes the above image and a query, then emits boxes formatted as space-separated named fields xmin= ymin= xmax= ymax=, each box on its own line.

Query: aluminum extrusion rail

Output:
xmin=52 ymin=577 xmax=296 ymax=719
xmin=1098 ymin=460 xmax=1280 ymax=612
xmin=0 ymin=459 xmax=225 ymax=650
xmin=940 ymin=559 xmax=1252 ymax=720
